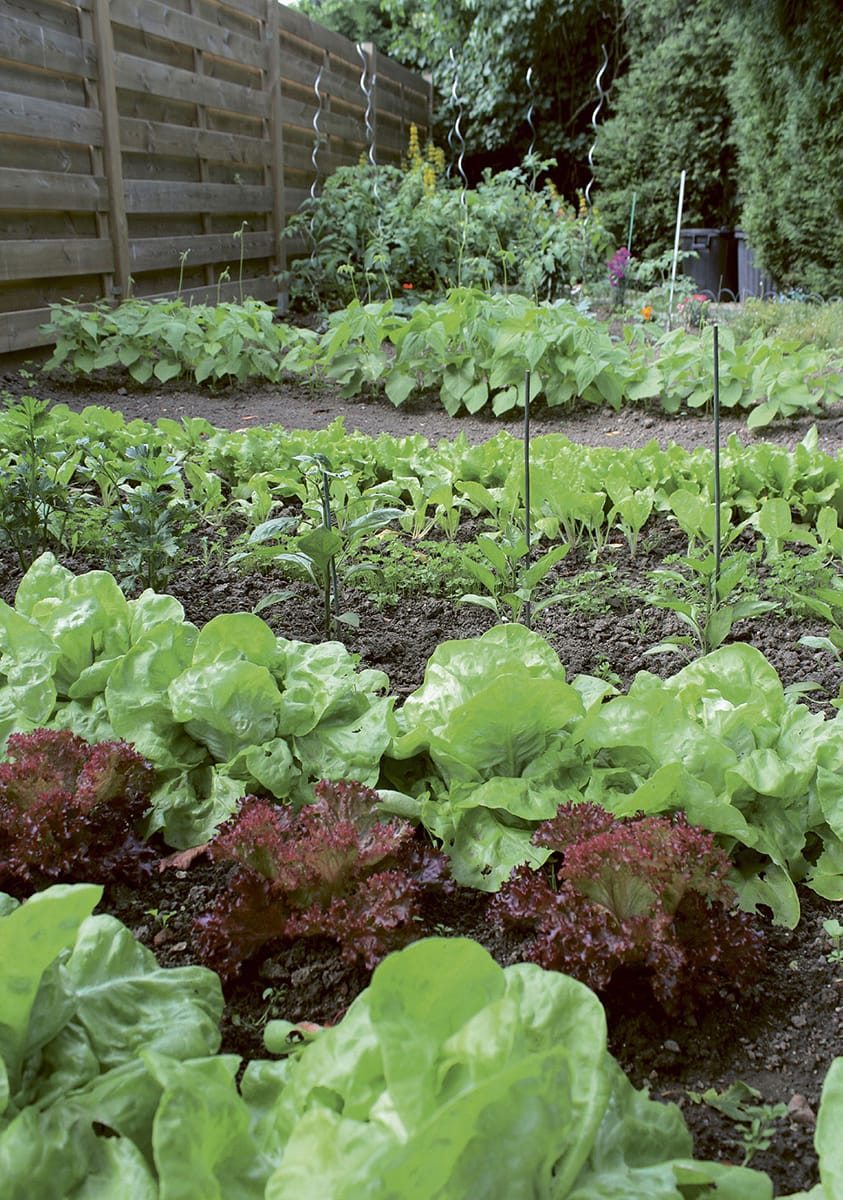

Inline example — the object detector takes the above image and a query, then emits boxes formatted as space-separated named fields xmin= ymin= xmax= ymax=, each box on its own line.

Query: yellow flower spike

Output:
xmin=407 ymin=124 xmax=423 ymax=172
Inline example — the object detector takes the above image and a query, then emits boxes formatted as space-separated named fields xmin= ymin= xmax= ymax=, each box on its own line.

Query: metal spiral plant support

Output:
xmin=309 ymin=64 xmax=325 ymax=267
xmin=355 ymin=41 xmax=381 ymax=241
xmin=525 ymin=66 xmax=537 ymax=189
xmin=356 ymin=42 xmax=377 ymax=169
xmin=584 ymin=43 xmax=608 ymax=212
xmin=310 ymin=65 xmax=325 ymax=202
xmin=447 ymin=47 xmax=467 ymax=206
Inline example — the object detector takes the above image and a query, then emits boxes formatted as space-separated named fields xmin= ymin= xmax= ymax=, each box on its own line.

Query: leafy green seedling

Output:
xmin=144 ymin=907 xmax=175 ymax=928
xmin=646 ymin=546 xmax=776 ymax=659
xmin=823 ymin=917 xmax=843 ymax=964
xmin=687 ymin=1080 xmax=788 ymax=1167
xmin=235 ymin=453 xmax=404 ymax=638
xmin=459 ymin=525 xmax=569 ymax=626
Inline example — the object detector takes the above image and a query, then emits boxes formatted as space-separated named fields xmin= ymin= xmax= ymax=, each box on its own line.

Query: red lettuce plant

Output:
xmin=490 ymin=802 xmax=764 ymax=1012
xmin=193 ymin=780 xmax=453 ymax=980
xmin=0 ymin=728 xmax=156 ymax=889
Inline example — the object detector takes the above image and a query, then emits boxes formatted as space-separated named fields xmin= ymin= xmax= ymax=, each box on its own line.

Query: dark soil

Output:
xmin=4 ymin=358 xmax=843 ymax=1194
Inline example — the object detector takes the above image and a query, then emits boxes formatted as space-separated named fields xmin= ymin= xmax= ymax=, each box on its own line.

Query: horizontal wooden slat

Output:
xmin=119 ymin=112 xmax=270 ymax=165
xmin=0 ymin=88 xmax=103 ymax=145
xmin=279 ymin=51 xmax=371 ymax=112
xmin=114 ymin=50 xmax=267 ymax=119
xmin=0 ymin=236 xmax=113 ymax=281
xmin=215 ymin=0 xmax=264 ymax=20
xmin=278 ymin=4 xmax=363 ymax=63
xmin=140 ymin=272 xmax=278 ymax=305
xmin=110 ymin=0 xmax=266 ymax=70
xmin=2 ymin=0 xmax=91 ymax=37
xmin=129 ymin=228 xmax=274 ymax=271
xmin=125 ymin=178 xmax=272 ymax=214
xmin=375 ymin=55 xmax=431 ymax=98
xmin=0 ymin=304 xmax=57 ymax=354
xmin=0 ymin=11 xmax=97 ymax=77
xmin=0 ymin=167 xmax=108 ymax=212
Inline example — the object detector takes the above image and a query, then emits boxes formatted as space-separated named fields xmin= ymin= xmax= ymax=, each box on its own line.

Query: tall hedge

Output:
xmin=728 ymin=0 xmax=843 ymax=295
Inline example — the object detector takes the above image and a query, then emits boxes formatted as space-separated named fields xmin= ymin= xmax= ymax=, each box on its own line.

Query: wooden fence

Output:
xmin=0 ymin=0 xmax=431 ymax=354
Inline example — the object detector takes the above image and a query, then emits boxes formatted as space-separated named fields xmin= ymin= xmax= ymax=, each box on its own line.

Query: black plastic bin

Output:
xmin=735 ymin=230 xmax=775 ymax=300
xmin=679 ymin=228 xmax=738 ymax=300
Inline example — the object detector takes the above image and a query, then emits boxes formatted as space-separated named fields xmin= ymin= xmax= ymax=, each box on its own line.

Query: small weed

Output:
xmin=549 ymin=564 xmax=636 ymax=617
xmin=688 ymin=1081 xmax=788 ymax=1167
xmin=145 ymin=907 xmax=176 ymax=927
xmin=823 ymin=918 xmax=843 ymax=964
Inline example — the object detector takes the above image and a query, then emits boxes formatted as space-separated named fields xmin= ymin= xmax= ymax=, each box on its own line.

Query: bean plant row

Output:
xmin=43 ymin=290 xmax=843 ymax=426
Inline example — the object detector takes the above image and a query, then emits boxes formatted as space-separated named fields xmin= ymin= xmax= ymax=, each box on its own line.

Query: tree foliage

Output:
xmin=728 ymin=0 xmax=843 ymax=294
xmin=298 ymin=0 xmax=625 ymax=195
xmin=591 ymin=0 xmax=736 ymax=257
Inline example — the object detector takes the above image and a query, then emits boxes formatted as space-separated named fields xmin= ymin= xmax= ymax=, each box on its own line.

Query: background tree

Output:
xmin=727 ymin=0 xmax=843 ymax=294
xmin=590 ymin=0 xmax=736 ymax=258
xmin=295 ymin=0 xmax=843 ymax=291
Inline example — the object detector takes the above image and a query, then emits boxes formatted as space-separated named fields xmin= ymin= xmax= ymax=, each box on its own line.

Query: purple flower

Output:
xmin=607 ymin=246 xmax=631 ymax=288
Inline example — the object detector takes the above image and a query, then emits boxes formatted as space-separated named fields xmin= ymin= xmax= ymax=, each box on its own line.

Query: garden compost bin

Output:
xmin=735 ymin=230 xmax=775 ymax=299
xmin=679 ymin=227 xmax=738 ymax=300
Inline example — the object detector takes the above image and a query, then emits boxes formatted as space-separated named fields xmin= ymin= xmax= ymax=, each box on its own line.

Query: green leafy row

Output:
xmin=7 ymin=395 xmax=843 ymax=566
xmin=6 ymin=884 xmax=841 ymax=1198
xmin=41 ymin=292 xmax=843 ymax=424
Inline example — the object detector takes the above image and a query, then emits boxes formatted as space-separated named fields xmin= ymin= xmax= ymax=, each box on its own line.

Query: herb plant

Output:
xmin=459 ymin=526 xmax=569 ymax=625
xmin=688 ymin=1081 xmax=788 ymax=1168
xmin=0 ymin=395 xmax=81 ymax=571
xmin=646 ymin=545 xmax=777 ymax=658
xmin=94 ymin=443 xmax=199 ymax=591
xmin=235 ymin=453 xmax=404 ymax=637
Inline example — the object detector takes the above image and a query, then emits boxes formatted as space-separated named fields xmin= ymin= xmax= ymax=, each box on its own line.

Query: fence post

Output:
xmin=424 ymin=71 xmax=434 ymax=144
xmin=91 ymin=0 xmax=130 ymax=302
xmin=267 ymin=0 xmax=287 ymax=310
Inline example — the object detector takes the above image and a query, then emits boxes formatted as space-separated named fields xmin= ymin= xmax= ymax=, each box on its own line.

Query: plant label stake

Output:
xmin=524 ymin=368 xmax=532 ymax=629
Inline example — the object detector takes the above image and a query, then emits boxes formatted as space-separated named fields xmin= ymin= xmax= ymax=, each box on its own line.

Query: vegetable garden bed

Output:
xmin=2 ymin=360 xmax=843 ymax=1196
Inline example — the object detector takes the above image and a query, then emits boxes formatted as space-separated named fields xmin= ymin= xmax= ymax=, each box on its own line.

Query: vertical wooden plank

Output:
xmin=189 ymin=0 xmax=216 ymax=290
xmin=91 ymin=0 xmax=130 ymax=300
xmin=424 ymin=71 xmax=434 ymax=143
xmin=266 ymin=0 xmax=286 ymax=311
xmin=76 ymin=3 xmax=116 ymax=301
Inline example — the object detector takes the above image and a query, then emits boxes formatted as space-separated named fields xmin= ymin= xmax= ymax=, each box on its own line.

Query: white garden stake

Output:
xmin=668 ymin=169 xmax=686 ymax=326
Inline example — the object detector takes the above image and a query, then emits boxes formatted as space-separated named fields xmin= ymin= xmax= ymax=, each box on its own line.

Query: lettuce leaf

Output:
xmin=258 ymin=937 xmax=772 ymax=1199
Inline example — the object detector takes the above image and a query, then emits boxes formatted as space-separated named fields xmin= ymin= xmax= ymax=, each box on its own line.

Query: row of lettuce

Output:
xmin=4 ymin=554 xmax=843 ymax=930
xmin=43 ymin=291 xmax=843 ymax=424
xmin=3 ymin=553 xmax=843 ymax=926
xmin=5 ymin=405 xmax=843 ymax=1193
xmin=3 ymin=560 xmax=843 ymax=1193
xmin=3 ymin=884 xmax=842 ymax=1199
